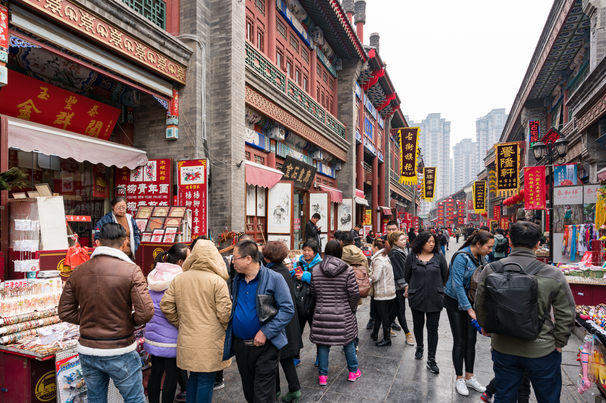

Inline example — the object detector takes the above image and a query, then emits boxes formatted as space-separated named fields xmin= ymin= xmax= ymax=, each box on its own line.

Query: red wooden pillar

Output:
xmin=356 ymin=142 xmax=364 ymax=191
xmin=372 ymin=156 xmax=378 ymax=233
xmin=379 ymin=160 xmax=385 ymax=210
xmin=267 ymin=0 xmax=276 ymax=63
xmin=167 ymin=0 xmax=180 ymax=35
xmin=1 ymin=116 xmax=8 ymax=280
xmin=310 ymin=46 xmax=317 ymax=99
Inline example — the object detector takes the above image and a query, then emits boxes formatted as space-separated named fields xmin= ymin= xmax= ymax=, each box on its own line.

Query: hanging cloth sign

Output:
xmin=524 ymin=166 xmax=546 ymax=210
xmin=495 ymin=142 xmax=520 ymax=197
xmin=493 ymin=205 xmax=501 ymax=222
xmin=396 ymin=127 xmax=420 ymax=185
xmin=472 ymin=181 xmax=486 ymax=214
xmin=422 ymin=167 xmax=437 ymax=202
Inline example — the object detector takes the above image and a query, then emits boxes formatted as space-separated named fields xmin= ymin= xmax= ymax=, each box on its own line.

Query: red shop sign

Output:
xmin=0 ymin=2 xmax=8 ymax=51
xmin=177 ymin=159 xmax=208 ymax=238
xmin=0 ymin=71 xmax=121 ymax=139
xmin=116 ymin=159 xmax=172 ymax=215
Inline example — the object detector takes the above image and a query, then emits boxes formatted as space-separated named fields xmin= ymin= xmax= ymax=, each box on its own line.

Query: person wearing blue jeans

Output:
xmin=185 ymin=372 xmax=216 ymax=403
xmin=438 ymin=230 xmax=447 ymax=256
xmin=317 ymin=342 xmax=358 ymax=376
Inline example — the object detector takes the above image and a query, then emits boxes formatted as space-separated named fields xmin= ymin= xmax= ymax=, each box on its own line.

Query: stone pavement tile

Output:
xmin=386 ymin=378 xmax=453 ymax=402
xmin=291 ymin=386 xmax=326 ymax=403
xmin=326 ymin=372 xmax=395 ymax=401
xmin=356 ymin=354 xmax=402 ymax=378
xmin=317 ymin=390 xmax=377 ymax=402
xmin=355 ymin=339 xmax=409 ymax=359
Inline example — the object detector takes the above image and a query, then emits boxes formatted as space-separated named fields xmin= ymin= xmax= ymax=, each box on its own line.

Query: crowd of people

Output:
xmin=56 ymin=216 xmax=576 ymax=403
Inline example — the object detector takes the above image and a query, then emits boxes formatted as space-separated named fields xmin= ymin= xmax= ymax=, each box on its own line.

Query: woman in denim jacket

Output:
xmin=444 ymin=230 xmax=494 ymax=397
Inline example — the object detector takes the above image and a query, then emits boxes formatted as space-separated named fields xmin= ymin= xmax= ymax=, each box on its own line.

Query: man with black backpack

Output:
xmin=475 ymin=221 xmax=575 ymax=403
xmin=492 ymin=228 xmax=509 ymax=261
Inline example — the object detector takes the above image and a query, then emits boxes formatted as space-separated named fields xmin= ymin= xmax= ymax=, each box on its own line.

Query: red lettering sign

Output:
xmin=0 ymin=3 xmax=8 ymax=51
xmin=0 ymin=70 xmax=120 ymax=140
xmin=116 ymin=159 xmax=172 ymax=215
xmin=524 ymin=166 xmax=546 ymax=210
xmin=177 ymin=160 xmax=208 ymax=238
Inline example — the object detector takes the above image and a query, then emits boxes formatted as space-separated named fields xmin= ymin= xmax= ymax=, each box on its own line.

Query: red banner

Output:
xmin=0 ymin=71 xmax=121 ymax=139
xmin=412 ymin=216 xmax=419 ymax=232
xmin=500 ymin=217 xmax=509 ymax=230
xmin=493 ymin=205 xmax=501 ymax=222
xmin=524 ymin=166 xmax=546 ymax=210
xmin=116 ymin=159 xmax=172 ymax=215
xmin=66 ymin=215 xmax=91 ymax=222
xmin=0 ymin=2 xmax=8 ymax=51
xmin=546 ymin=210 xmax=550 ymax=232
xmin=177 ymin=160 xmax=208 ymax=238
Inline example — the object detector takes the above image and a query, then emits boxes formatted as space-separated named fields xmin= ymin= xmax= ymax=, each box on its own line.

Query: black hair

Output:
xmin=333 ymin=230 xmax=343 ymax=241
xmin=235 ymin=240 xmax=259 ymax=263
xmin=509 ymin=221 xmax=542 ymax=249
xmin=410 ymin=231 xmax=440 ymax=255
xmin=496 ymin=228 xmax=504 ymax=235
xmin=480 ymin=225 xmax=490 ymax=231
xmin=98 ymin=222 xmax=126 ymax=248
xmin=239 ymin=234 xmax=254 ymax=241
xmin=386 ymin=220 xmax=397 ymax=227
xmin=154 ymin=243 xmax=189 ymax=267
xmin=341 ymin=231 xmax=354 ymax=246
xmin=459 ymin=230 xmax=494 ymax=250
xmin=303 ymin=240 xmax=320 ymax=255
xmin=324 ymin=240 xmax=343 ymax=259
xmin=353 ymin=223 xmax=362 ymax=229
xmin=312 ymin=213 xmax=321 ymax=220
xmin=110 ymin=196 xmax=127 ymax=207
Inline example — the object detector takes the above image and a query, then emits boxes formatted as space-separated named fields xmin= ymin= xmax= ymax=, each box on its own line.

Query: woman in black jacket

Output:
xmin=386 ymin=231 xmax=414 ymax=346
xmin=263 ymin=241 xmax=303 ymax=403
xmin=404 ymin=231 xmax=448 ymax=375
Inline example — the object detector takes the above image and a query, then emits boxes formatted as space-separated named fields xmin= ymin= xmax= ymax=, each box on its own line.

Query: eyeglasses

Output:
xmin=114 ymin=206 xmax=127 ymax=211
xmin=232 ymin=255 xmax=246 ymax=261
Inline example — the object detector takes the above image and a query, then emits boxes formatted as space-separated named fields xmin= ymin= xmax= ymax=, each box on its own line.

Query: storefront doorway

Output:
xmin=293 ymin=190 xmax=307 ymax=250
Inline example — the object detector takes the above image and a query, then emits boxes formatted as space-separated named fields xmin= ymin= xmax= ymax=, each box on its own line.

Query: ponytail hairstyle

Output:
xmin=372 ymin=237 xmax=391 ymax=256
xmin=153 ymin=243 xmax=189 ymax=268
xmin=459 ymin=230 xmax=494 ymax=251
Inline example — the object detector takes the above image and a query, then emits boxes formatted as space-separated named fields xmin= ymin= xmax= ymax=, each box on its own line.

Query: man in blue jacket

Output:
xmin=223 ymin=240 xmax=294 ymax=403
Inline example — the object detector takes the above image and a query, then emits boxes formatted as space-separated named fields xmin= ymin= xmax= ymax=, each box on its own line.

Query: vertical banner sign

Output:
xmin=528 ymin=120 xmax=540 ymax=148
xmin=116 ymin=159 xmax=172 ymax=215
xmin=493 ymin=205 xmax=501 ymax=222
xmin=397 ymin=127 xmax=420 ymax=184
xmin=472 ymin=181 xmax=486 ymax=213
xmin=422 ymin=167 xmax=437 ymax=202
xmin=553 ymin=164 xmax=577 ymax=186
xmin=495 ymin=142 xmax=520 ymax=196
xmin=524 ymin=166 xmax=546 ymax=210
xmin=500 ymin=217 xmax=509 ymax=230
xmin=0 ymin=2 xmax=8 ymax=51
xmin=412 ymin=216 xmax=419 ymax=232
xmin=177 ymin=160 xmax=208 ymax=238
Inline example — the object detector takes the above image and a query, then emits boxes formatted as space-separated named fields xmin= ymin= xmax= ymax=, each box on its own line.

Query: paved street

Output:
xmin=212 ymin=239 xmax=597 ymax=403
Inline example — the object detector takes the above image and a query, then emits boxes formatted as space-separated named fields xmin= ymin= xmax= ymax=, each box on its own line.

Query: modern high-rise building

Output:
xmin=476 ymin=109 xmax=508 ymax=163
xmin=407 ymin=113 xmax=451 ymax=217
xmin=450 ymin=157 xmax=455 ymax=196
xmin=453 ymin=139 xmax=479 ymax=193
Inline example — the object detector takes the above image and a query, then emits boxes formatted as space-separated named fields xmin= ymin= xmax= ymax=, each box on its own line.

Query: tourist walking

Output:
xmin=262 ymin=241 xmax=303 ymax=403
xmin=492 ymin=228 xmax=509 ymax=261
xmin=443 ymin=228 xmax=450 ymax=250
xmin=341 ymin=231 xmax=369 ymax=349
xmin=444 ymin=230 xmax=494 ymax=396
xmin=310 ymin=240 xmax=360 ymax=385
xmin=145 ymin=243 xmax=189 ymax=403
xmin=386 ymin=231 xmax=414 ymax=346
xmin=438 ymin=230 xmax=447 ymax=256
xmin=160 ymin=239 xmax=232 ymax=403
xmin=369 ymin=238 xmax=396 ymax=347
xmin=407 ymin=227 xmax=417 ymax=244
xmin=455 ymin=228 xmax=461 ymax=243
xmin=404 ymin=231 xmax=448 ymax=374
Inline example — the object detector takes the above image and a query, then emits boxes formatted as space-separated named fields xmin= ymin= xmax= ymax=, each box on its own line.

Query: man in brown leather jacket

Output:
xmin=59 ymin=222 xmax=153 ymax=403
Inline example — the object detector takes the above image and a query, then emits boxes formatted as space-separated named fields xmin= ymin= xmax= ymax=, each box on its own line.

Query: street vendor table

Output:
xmin=0 ymin=345 xmax=58 ymax=403
xmin=568 ymin=280 xmax=606 ymax=305
xmin=575 ymin=314 xmax=606 ymax=397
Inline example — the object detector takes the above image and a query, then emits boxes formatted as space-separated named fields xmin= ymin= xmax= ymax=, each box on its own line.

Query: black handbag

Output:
xmin=256 ymin=294 xmax=278 ymax=324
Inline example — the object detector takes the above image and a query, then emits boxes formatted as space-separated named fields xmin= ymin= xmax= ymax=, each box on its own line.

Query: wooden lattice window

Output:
xmin=289 ymin=34 xmax=299 ymax=53
xmin=295 ymin=69 xmax=301 ymax=86
xmin=245 ymin=151 xmax=251 ymax=161
xmin=254 ymin=154 xmax=265 ymax=165
xmin=246 ymin=18 xmax=254 ymax=42
xmin=255 ymin=0 xmax=265 ymax=15
xmin=301 ymin=47 xmax=309 ymax=63
xmin=286 ymin=58 xmax=293 ymax=78
xmin=323 ymin=71 xmax=328 ymax=84
xmin=121 ymin=0 xmax=166 ymax=29
xmin=257 ymin=27 xmax=265 ymax=53
xmin=317 ymin=64 xmax=321 ymax=77
xmin=276 ymin=48 xmax=284 ymax=69
xmin=277 ymin=18 xmax=286 ymax=39
xmin=303 ymin=75 xmax=308 ymax=92
xmin=329 ymin=79 xmax=334 ymax=90
xmin=276 ymin=162 xmax=284 ymax=170
xmin=246 ymin=216 xmax=266 ymax=244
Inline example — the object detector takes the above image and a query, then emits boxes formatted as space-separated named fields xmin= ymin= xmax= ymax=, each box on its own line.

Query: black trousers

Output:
xmin=369 ymin=296 xmax=377 ymax=320
xmin=177 ymin=367 xmax=188 ymax=391
xmin=485 ymin=370 xmax=531 ymax=402
xmin=234 ymin=338 xmax=280 ymax=403
xmin=148 ymin=355 xmax=179 ymax=403
xmin=446 ymin=308 xmax=477 ymax=376
xmin=411 ymin=309 xmax=440 ymax=360
xmin=390 ymin=290 xmax=410 ymax=333
xmin=296 ymin=314 xmax=314 ymax=359
xmin=215 ymin=370 xmax=223 ymax=383
xmin=276 ymin=356 xmax=300 ymax=394
xmin=373 ymin=299 xmax=394 ymax=335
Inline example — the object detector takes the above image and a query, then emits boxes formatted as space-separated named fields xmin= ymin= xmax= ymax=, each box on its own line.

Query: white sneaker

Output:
xmin=455 ymin=379 xmax=469 ymax=396
xmin=466 ymin=376 xmax=486 ymax=393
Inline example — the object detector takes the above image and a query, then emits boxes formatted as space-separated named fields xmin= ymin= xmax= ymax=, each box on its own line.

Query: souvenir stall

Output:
xmin=573 ymin=304 xmax=606 ymax=397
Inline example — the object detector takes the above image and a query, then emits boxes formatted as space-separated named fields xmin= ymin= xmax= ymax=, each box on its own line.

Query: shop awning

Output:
xmin=598 ymin=167 xmax=606 ymax=181
xmin=319 ymin=185 xmax=343 ymax=203
xmin=379 ymin=206 xmax=392 ymax=215
xmin=355 ymin=189 xmax=365 ymax=198
xmin=7 ymin=117 xmax=148 ymax=170
xmin=354 ymin=197 xmax=369 ymax=207
xmin=245 ymin=161 xmax=283 ymax=188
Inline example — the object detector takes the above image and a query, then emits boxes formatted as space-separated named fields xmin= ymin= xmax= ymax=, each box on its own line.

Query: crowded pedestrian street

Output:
xmin=210 ymin=239 xmax=597 ymax=403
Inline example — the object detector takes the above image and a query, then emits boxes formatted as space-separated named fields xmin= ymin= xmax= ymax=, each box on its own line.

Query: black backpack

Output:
xmin=293 ymin=279 xmax=315 ymax=317
xmin=494 ymin=237 xmax=509 ymax=253
xmin=482 ymin=260 xmax=548 ymax=340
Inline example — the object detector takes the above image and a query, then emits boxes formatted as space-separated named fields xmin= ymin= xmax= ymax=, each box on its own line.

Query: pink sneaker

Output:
xmin=318 ymin=375 xmax=328 ymax=386
xmin=348 ymin=369 xmax=361 ymax=382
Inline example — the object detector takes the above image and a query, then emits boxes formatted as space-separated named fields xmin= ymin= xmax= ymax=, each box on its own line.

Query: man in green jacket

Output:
xmin=475 ymin=221 xmax=575 ymax=403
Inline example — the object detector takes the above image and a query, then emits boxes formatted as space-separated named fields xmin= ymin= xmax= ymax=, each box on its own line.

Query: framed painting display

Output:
xmin=338 ymin=198 xmax=353 ymax=231
xmin=319 ymin=234 xmax=328 ymax=252
xmin=257 ymin=186 xmax=266 ymax=217
xmin=267 ymin=182 xmax=293 ymax=234
xmin=169 ymin=207 xmax=186 ymax=218
xmin=141 ymin=233 xmax=152 ymax=242
xmin=165 ymin=217 xmax=182 ymax=227
xmin=136 ymin=207 xmax=153 ymax=219
xmin=309 ymin=193 xmax=328 ymax=232
xmin=152 ymin=229 xmax=165 ymax=236
xmin=163 ymin=233 xmax=176 ymax=243
xmin=151 ymin=233 xmax=164 ymax=242
xmin=152 ymin=206 xmax=169 ymax=217
xmin=246 ymin=184 xmax=256 ymax=216
xmin=147 ymin=217 xmax=165 ymax=232
xmin=267 ymin=234 xmax=291 ymax=249
xmin=135 ymin=219 xmax=148 ymax=233
xmin=165 ymin=227 xmax=178 ymax=234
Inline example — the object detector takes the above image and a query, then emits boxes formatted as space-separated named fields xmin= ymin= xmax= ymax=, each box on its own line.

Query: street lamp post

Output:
xmin=532 ymin=137 xmax=570 ymax=264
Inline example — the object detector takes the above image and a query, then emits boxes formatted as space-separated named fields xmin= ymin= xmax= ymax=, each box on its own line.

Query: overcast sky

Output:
xmin=362 ymin=0 xmax=554 ymax=156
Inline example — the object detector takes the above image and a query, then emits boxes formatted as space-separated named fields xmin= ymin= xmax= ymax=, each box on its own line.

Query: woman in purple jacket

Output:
xmin=144 ymin=243 xmax=189 ymax=403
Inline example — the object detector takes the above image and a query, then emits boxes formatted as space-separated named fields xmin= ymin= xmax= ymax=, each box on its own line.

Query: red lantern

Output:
xmin=520 ymin=188 xmax=525 ymax=199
